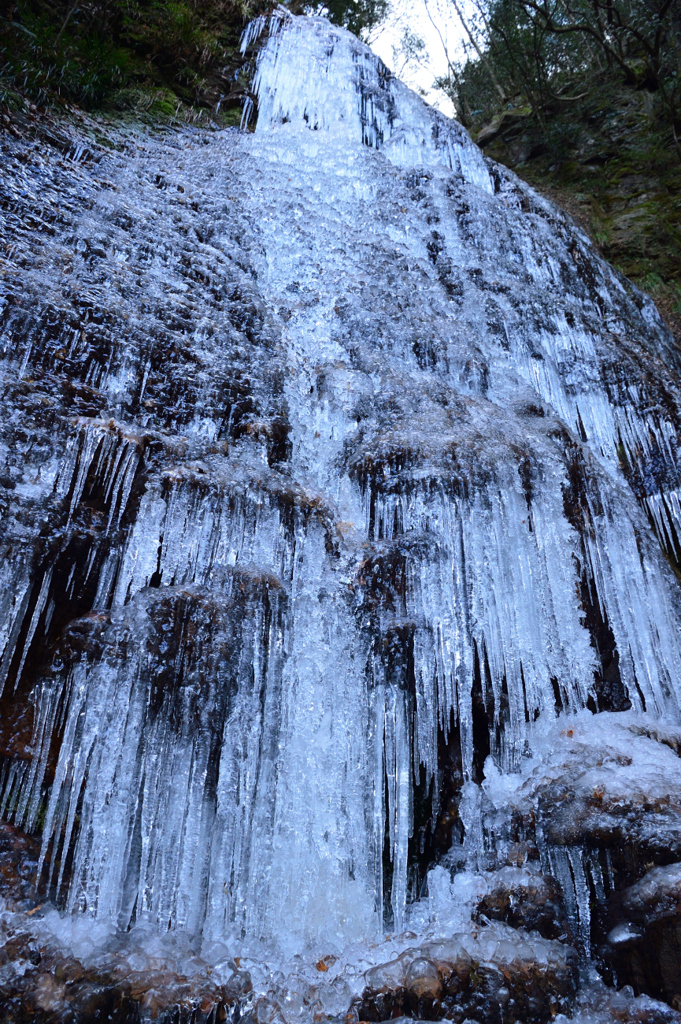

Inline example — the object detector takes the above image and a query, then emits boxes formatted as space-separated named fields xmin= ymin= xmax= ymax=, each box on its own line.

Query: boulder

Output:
xmin=601 ymin=864 xmax=681 ymax=1006
xmin=476 ymin=109 xmax=534 ymax=149
xmin=474 ymin=866 xmax=571 ymax=941
xmin=483 ymin=714 xmax=681 ymax=1011
xmin=556 ymin=980 xmax=681 ymax=1023
xmin=355 ymin=923 xmax=577 ymax=1023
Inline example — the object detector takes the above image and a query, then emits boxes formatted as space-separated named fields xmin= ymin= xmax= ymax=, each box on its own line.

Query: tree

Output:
xmin=287 ymin=1 xmax=391 ymax=39
xmin=434 ymin=0 xmax=680 ymax=152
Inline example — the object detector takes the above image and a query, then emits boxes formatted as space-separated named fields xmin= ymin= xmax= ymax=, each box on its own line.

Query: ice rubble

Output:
xmin=0 ymin=8 xmax=681 ymax=984
xmin=481 ymin=711 xmax=681 ymax=954
xmin=554 ymin=979 xmax=681 ymax=1024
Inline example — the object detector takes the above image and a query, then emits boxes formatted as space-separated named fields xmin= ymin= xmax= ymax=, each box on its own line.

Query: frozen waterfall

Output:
xmin=2 ymin=11 xmax=681 ymax=965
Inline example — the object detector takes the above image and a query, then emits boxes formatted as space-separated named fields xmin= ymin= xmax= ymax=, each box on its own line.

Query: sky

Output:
xmin=370 ymin=0 xmax=468 ymax=116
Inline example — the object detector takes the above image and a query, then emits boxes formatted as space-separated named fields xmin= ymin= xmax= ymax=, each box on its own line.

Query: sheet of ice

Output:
xmin=1 ymin=10 xmax=681 ymax=969
xmin=247 ymin=11 xmax=492 ymax=191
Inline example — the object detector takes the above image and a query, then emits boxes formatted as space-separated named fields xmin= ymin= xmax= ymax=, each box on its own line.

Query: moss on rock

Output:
xmin=477 ymin=77 xmax=681 ymax=343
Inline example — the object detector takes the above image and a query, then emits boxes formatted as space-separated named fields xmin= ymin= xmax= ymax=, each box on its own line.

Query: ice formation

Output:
xmin=2 ymin=9 xmax=681 ymax=976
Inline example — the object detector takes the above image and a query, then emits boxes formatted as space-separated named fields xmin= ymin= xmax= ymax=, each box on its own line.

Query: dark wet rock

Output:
xmin=536 ymin=774 xmax=681 ymax=870
xmin=474 ymin=866 xmax=571 ymax=942
xmin=482 ymin=715 xmax=681 ymax=1008
xmin=560 ymin=980 xmax=681 ymax=1023
xmin=531 ymin=736 xmax=681 ymax=882
xmin=0 ymin=821 xmax=40 ymax=910
xmin=599 ymin=863 xmax=681 ymax=1007
xmin=619 ymin=864 xmax=681 ymax=929
xmin=355 ymin=925 xmax=577 ymax=1023
xmin=405 ymin=955 xmax=443 ymax=1018
xmin=484 ymin=715 xmax=681 ymax=887
xmin=0 ymin=948 xmax=242 ymax=1024
xmin=0 ymin=894 xmax=250 ymax=1023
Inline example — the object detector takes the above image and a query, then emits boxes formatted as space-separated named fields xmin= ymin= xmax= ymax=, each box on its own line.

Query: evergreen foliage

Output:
xmin=443 ymin=0 xmax=680 ymax=151
xmin=433 ymin=0 xmax=681 ymax=338
xmin=295 ymin=1 xmax=389 ymax=38
xmin=0 ymin=1 xmax=389 ymax=113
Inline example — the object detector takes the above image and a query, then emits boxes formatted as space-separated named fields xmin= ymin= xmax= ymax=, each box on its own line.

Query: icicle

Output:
xmin=0 ymin=759 xmax=29 ymax=821
xmin=546 ymin=846 xmax=592 ymax=956
xmin=0 ymin=563 xmax=33 ymax=697
xmin=248 ymin=12 xmax=492 ymax=191
xmin=580 ymin=483 xmax=681 ymax=717
xmin=643 ymin=488 xmax=681 ymax=563
xmin=106 ymin=442 xmax=139 ymax=532
xmin=568 ymin=847 xmax=592 ymax=957
xmin=4 ymin=11 xmax=681 ymax=963
xmin=15 ymin=675 xmax=66 ymax=833
xmin=60 ymin=421 xmax=141 ymax=529
xmin=13 ymin=568 xmax=53 ymax=690
xmin=239 ymin=9 xmax=278 ymax=55
xmin=65 ymin=427 xmax=101 ymax=524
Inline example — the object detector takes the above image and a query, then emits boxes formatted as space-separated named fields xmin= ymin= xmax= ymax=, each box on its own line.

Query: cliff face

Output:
xmin=475 ymin=77 xmax=681 ymax=345
xmin=2 ymin=12 xmax=681 ymax=1023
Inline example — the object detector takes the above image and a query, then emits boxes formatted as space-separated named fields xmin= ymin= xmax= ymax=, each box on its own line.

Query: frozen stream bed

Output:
xmin=2 ymin=11 xmax=681 ymax=1023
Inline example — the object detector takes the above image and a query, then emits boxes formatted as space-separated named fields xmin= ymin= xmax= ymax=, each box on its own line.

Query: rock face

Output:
xmin=474 ymin=866 xmax=571 ymax=941
xmin=355 ymin=926 xmax=577 ymax=1022
xmin=602 ymin=864 xmax=681 ymax=1007
xmin=474 ymin=79 xmax=681 ymax=349
xmin=0 ymin=823 xmax=40 ymax=912
xmin=2 ymin=8 xmax=681 ymax=1021
xmin=479 ymin=713 xmax=681 ymax=1009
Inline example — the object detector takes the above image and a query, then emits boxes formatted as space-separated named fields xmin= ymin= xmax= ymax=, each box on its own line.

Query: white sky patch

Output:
xmin=370 ymin=0 xmax=468 ymax=117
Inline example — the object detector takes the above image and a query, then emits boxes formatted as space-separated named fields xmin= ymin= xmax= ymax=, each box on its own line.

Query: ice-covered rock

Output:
xmin=1 ymin=9 xmax=681 ymax=1018
xmin=555 ymin=980 xmax=681 ymax=1023
xmin=483 ymin=713 xmax=681 ymax=858
xmin=600 ymin=863 xmax=681 ymax=1007
xmin=481 ymin=713 xmax=681 ymax=953
xmin=620 ymin=864 xmax=681 ymax=927
xmin=474 ymin=865 xmax=570 ymax=941
xmin=355 ymin=921 xmax=577 ymax=1021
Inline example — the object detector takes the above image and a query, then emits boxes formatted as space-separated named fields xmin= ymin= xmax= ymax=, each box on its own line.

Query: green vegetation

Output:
xmin=448 ymin=0 xmax=680 ymax=142
xmin=0 ymin=1 xmax=263 ymax=119
xmin=0 ymin=1 xmax=389 ymax=118
xmin=304 ymin=0 xmax=389 ymax=37
xmin=431 ymin=0 xmax=681 ymax=339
